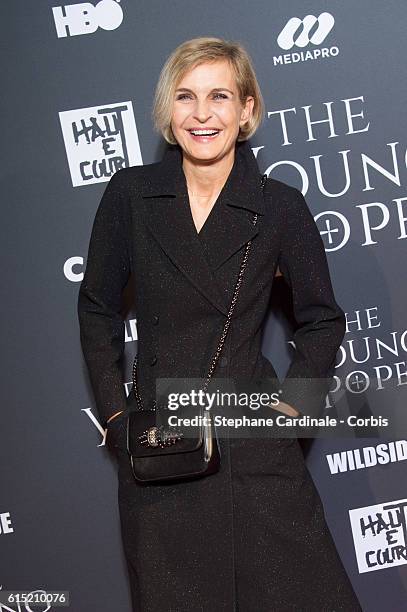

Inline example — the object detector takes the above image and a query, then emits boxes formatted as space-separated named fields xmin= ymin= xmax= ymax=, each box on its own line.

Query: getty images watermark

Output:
xmin=144 ymin=376 xmax=407 ymax=439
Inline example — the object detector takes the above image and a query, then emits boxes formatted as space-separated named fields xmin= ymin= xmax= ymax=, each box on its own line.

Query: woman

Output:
xmin=78 ymin=37 xmax=362 ymax=611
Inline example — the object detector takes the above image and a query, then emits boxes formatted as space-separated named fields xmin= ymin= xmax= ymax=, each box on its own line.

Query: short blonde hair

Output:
xmin=152 ymin=37 xmax=265 ymax=145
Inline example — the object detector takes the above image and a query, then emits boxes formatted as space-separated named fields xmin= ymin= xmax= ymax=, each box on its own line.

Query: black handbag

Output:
xmin=124 ymin=174 xmax=267 ymax=483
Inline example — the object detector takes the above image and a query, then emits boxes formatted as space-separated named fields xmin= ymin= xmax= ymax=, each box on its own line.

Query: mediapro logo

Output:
xmin=52 ymin=0 xmax=123 ymax=38
xmin=274 ymin=12 xmax=338 ymax=66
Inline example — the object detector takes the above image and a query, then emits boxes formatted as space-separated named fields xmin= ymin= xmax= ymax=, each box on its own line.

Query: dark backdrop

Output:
xmin=2 ymin=2 xmax=407 ymax=610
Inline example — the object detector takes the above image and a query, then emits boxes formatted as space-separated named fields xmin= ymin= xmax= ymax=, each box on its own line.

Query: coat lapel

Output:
xmin=141 ymin=140 xmax=267 ymax=316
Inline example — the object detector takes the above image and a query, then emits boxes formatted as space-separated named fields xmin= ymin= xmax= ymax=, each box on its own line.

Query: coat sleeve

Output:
xmin=77 ymin=170 xmax=131 ymax=425
xmin=276 ymin=187 xmax=346 ymax=418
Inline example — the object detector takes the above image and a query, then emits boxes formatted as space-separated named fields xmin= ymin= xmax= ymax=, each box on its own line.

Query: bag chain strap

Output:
xmin=132 ymin=173 xmax=267 ymax=411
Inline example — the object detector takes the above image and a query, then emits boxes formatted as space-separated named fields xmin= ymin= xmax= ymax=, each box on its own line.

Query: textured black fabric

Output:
xmin=77 ymin=140 xmax=361 ymax=611
xmin=115 ymin=435 xmax=361 ymax=612
xmin=78 ymin=139 xmax=346 ymax=424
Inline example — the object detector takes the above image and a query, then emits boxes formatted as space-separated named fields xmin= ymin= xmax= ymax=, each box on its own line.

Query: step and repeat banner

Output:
xmin=2 ymin=2 xmax=406 ymax=610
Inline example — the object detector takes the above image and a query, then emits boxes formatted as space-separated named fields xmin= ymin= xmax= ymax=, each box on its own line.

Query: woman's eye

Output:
xmin=175 ymin=93 xmax=228 ymax=101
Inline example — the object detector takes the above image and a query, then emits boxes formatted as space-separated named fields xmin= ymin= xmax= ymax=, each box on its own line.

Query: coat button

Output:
xmin=152 ymin=315 xmax=159 ymax=325
xmin=150 ymin=355 xmax=157 ymax=366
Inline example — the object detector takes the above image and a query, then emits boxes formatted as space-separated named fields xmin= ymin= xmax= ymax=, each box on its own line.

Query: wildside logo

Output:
xmin=59 ymin=101 xmax=143 ymax=186
xmin=349 ymin=497 xmax=407 ymax=572
xmin=274 ymin=12 xmax=338 ymax=66
xmin=327 ymin=440 xmax=407 ymax=474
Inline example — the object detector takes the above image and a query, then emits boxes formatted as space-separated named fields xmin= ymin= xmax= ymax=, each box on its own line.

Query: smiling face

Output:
xmin=170 ymin=59 xmax=254 ymax=164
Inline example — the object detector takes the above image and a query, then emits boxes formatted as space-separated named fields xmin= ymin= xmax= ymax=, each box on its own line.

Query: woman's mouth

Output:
xmin=187 ymin=129 xmax=221 ymax=142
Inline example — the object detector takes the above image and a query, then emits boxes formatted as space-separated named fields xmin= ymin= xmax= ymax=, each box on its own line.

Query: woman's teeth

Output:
xmin=189 ymin=129 xmax=220 ymax=139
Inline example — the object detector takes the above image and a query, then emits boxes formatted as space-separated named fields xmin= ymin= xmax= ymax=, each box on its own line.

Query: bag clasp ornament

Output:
xmin=138 ymin=425 xmax=184 ymax=448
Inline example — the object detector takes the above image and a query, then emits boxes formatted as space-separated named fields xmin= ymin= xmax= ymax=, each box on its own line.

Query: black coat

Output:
xmin=78 ymin=139 xmax=361 ymax=611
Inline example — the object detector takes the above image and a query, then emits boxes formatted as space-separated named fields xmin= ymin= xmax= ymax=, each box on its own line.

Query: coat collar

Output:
xmin=140 ymin=139 xmax=266 ymax=215
xmin=140 ymin=140 xmax=267 ymax=316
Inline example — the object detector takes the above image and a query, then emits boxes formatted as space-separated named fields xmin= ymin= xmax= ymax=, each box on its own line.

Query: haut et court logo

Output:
xmin=349 ymin=497 xmax=407 ymax=573
xmin=59 ymin=101 xmax=143 ymax=187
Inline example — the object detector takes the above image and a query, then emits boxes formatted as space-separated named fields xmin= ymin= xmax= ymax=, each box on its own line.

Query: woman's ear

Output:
xmin=239 ymin=96 xmax=254 ymax=127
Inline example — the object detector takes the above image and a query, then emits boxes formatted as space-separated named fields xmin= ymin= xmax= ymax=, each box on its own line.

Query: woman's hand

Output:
xmin=105 ymin=414 xmax=128 ymax=453
xmin=106 ymin=409 xmax=124 ymax=424
xmin=272 ymin=401 xmax=300 ymax=417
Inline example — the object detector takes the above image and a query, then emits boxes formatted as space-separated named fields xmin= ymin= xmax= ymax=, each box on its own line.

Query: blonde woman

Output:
xmin=78 ymin=37 xmax=361 ymax=611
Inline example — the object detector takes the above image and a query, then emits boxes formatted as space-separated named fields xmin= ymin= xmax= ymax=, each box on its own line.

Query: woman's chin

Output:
xmin=180 ymin=140 xmax=235 ymax=164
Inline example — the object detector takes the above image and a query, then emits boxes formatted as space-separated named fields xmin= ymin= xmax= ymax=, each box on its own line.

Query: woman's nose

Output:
xmin=193 ymin=99 xmax=212 ymax=121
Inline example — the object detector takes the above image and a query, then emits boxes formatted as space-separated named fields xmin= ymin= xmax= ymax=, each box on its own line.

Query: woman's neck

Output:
xmin=182 ymin=148 xmax=235 ymax=198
